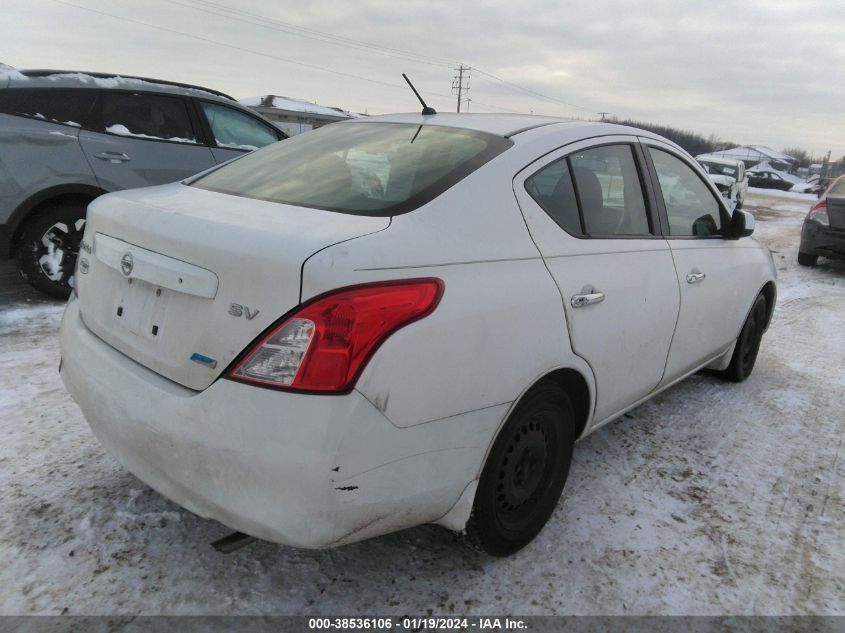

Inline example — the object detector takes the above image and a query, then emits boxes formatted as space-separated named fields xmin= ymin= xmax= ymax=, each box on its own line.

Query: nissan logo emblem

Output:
xmin=120 ymin=252 xmax=134 ymax=276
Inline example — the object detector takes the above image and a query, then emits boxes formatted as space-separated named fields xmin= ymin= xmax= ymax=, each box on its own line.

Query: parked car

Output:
xmin=696 ymin=154 xmax=747 ymax=211
xmin=798 ymin=175 xmax=845 ymax=266
xmin=0 ymin=68 xmax=287 ymax=298
xmin=59 ymin=114 xmax=776 ymax=556
xmin=747 ymin=169 xmax=795 ymax=191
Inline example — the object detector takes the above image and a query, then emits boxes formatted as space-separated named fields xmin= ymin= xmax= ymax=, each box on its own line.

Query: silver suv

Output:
xmin=0 ymin=68 xmax=287 ymax=297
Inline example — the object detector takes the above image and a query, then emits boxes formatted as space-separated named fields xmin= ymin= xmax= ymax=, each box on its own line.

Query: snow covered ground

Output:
xmin=1 ymin=190 xmax=843 ymax=616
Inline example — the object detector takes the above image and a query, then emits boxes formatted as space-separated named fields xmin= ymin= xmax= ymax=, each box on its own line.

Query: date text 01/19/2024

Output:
xmin=307 ymin=618 xmax=528 ymax=630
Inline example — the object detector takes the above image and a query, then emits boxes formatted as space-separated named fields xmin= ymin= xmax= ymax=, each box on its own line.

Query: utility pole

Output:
xmin=452 ymin=65 xmax=471 ymax=113
xmin=821 ymin=150 xmax=831 ymax=178
xmin=598 ymin=112 xmax=609 ymax=121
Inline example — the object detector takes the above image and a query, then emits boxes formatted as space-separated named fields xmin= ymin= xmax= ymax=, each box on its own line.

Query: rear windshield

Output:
xmin=828 ymin=177 xmax=845 ymax=197
xmin=191 ymin=122 xmax=512 ymax=216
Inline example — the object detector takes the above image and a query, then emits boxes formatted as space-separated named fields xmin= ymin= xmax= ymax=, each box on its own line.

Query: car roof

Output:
xmin=2 ymin=69 xmax=237 ymax=102
xmin=347 ymin=112 xmax=650 ymax=140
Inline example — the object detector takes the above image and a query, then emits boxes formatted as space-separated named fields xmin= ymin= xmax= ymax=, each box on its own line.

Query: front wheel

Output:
xmin=15 ymin=202 xmax=88 ymax=299
xmin=720 ymin=294 xmax=767 ymax=383
xmin=467 ymin=381 xmax=575 ymax=556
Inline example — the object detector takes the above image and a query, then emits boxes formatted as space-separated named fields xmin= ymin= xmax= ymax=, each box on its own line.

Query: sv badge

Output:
xmin=229 ymin=303 xmax=260 ymax=320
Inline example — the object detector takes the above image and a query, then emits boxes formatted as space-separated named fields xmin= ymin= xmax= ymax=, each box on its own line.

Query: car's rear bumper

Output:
xmin=59 ymin=298 xmax=489 ymax=547
xmin=800 ymin=220 xmax=845 ymax=260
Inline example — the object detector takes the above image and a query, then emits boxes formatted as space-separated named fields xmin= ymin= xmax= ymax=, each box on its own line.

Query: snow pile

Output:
xmin=215 ymin=139 xmax=258 ymax=151
xmin=105 ymin=124 xmax=197 ymax=145
xmin=0 ymin=63 xmax=27 ymax=81
xmin=1 ymin=69 xmax=230 ymax=101
xmin=240 ymin=95 xmax=362 ymax=119
xmin=31 ymin=113 xmax=81 ymax=128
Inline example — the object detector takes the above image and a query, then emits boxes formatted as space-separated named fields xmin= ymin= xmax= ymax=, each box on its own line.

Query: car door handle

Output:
xmin=94 ymin=152 xmax=131 ymax=163
xmin=571 ymin=291 xmax=605 ymax=308
xmin=686 ymin=272 xmax=706 ymax=284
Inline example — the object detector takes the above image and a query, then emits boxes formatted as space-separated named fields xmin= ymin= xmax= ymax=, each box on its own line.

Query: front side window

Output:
xmin=0 ymin=88 xmax=96 ymax=127
xmin=199 ymin=102 xmax=279 ymax=150
xmin=192 ymin=122 xmax=512 ymax=216
xmin=99 ymin=92 xmax=197 ymax=144
xmin=648 ymin=147 xmax=723 ymax=237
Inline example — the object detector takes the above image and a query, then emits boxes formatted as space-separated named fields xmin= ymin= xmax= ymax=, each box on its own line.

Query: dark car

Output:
xmin=747 ymin=170 xmax=794 ymax=191
xmin=0 ymin=68 xmax=287 ymax=297
xmin=798 ymin=175 xmax=845 ymax=266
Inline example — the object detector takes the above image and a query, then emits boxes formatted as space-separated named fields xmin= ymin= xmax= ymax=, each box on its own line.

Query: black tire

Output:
xmin=735 ymin=197 xmax=743 ymax=210
xmin=467 ymin=381 xmax=575 ymax=556
xmin=797 ymin=252 xmax=818 ymax=267
xmin=15 ymin=202 xmax=88 ymax=299
xmin=720 ymin=294 xmax=767 ymax=383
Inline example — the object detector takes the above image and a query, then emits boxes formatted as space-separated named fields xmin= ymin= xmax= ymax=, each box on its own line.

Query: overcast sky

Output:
xmin=3 ymin=0 xmax=844 ymax=158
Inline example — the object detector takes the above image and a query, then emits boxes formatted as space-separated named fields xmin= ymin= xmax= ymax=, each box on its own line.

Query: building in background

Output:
xmin=709 ymin=145 xmax=797 ymax=172
xmin=240 ymin=95 xmax=362 ymax=136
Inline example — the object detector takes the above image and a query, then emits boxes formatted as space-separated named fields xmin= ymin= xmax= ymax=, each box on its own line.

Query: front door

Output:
xmin=514 ymin=137 xmax=680 ymax=424
xmin=642 ymin=141 xmax=759 ymax=383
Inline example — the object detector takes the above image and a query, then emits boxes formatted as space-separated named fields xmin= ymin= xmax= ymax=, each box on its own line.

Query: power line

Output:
xmin=50 ymin=0 xmax=592 ymax=117
xmin=50 ymin=0 xmax=432 ymax=96
xmin=470 ymin=67 xmax=594 ymax=113
xmin=173 ymin=0 xmax=456 ymax=69
xmin=168 ymin=0 xmax=597 ymax=115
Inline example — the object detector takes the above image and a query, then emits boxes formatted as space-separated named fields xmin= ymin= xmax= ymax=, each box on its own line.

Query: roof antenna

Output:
xmin=402 ymin=73 xmax=436 ymax=115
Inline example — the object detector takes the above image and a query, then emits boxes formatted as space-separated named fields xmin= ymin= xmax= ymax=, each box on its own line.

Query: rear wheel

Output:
xmin=467 ymin=381 xmax=575 ymax=556
xmin=720 ymin=294 xmax=767 ymax=383
xmin=797 ymin=252 xmax=818 ymax=267
xmin=15 ymin=202 xmax=88 ymax=299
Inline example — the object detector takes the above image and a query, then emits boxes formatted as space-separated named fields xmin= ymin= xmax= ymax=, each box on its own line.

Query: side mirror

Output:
xmin=730 ymin=210 xmax=754 ymax=238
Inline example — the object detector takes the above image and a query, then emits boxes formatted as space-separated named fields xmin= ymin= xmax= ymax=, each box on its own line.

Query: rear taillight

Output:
xmin=228 ymin=278 xmax=444 ymax=393
xmin=807 ymin=201 xmax=829 ymax=226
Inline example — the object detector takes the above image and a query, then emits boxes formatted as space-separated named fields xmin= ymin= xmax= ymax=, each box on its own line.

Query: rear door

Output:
xmin=0 ymin=88 xmax=100 ymax=211
xmin=641 ymin=140 xmax=758 ymax=383
xmin=514 ymin=136 xmax=680 ymax=424
xmin=194 ymin=100 xmax=283 ymax=163
xmin=78 ymin=91 xmax=216 ymax=191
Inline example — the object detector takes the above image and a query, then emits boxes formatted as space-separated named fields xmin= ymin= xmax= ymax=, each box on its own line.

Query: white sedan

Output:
xmin=59 ymin=113 xmax=776 ymax=556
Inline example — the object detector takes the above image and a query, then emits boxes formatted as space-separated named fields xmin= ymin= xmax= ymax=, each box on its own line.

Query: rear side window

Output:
xmin=192 ymin=122 xmax=512 ymax=216
xmin=648 ymin=147 xmax=723 ymax=237
xmin=525 ymin=159 xmax=581 ymax=235
xmin=199 ymin=102 xmax=279 ymax=150
xmin=0 ymin=88 xmax=96 ymax=127
xmin=525 ymin=144 xmax=652 ymax=237
xmin=98 ymin=93 xmax=197 ymax=144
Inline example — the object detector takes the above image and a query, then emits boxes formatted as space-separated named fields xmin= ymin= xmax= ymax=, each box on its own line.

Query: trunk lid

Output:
xmin=77 ymin=183 xmax=390 ymax=390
